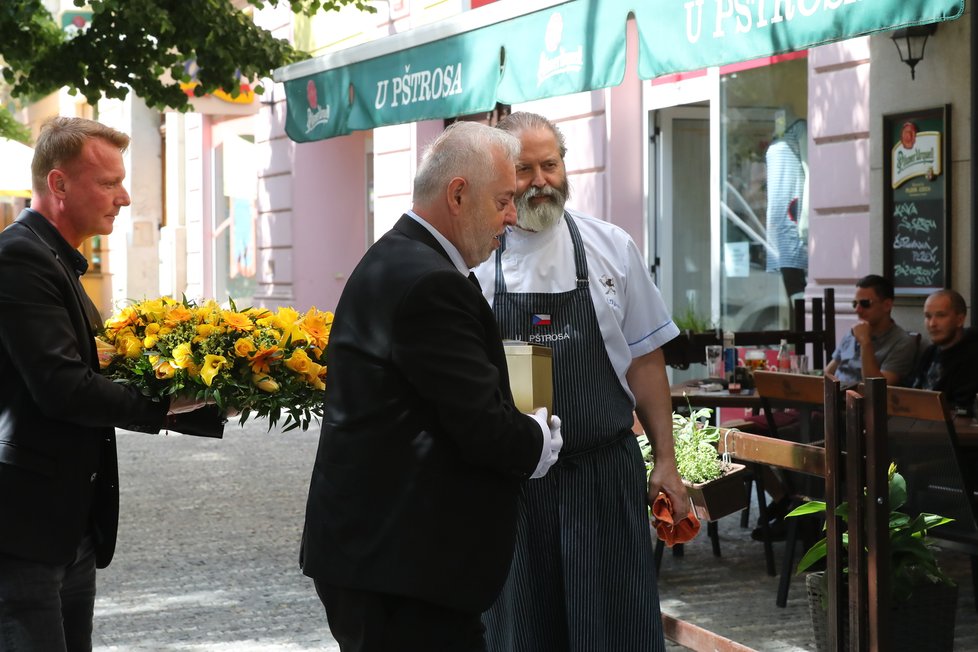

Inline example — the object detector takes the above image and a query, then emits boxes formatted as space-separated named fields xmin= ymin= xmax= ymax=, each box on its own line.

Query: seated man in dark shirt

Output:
xmin=911 ymin=289 xmax=978 ymax=414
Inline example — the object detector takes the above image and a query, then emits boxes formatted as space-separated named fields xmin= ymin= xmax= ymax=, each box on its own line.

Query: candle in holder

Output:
xmin=504 ymin=342 xmax=553 ymax=414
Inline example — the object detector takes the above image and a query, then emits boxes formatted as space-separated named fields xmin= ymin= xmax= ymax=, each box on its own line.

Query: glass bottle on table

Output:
xmin=777 ymin=338 xmax=791 ymax=372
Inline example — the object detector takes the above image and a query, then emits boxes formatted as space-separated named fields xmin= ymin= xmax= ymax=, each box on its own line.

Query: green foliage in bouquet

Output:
xmin=787 ymin=462 xmax=954 ymax=603
xmin=97 ymin=296 xmax=332 ymax=431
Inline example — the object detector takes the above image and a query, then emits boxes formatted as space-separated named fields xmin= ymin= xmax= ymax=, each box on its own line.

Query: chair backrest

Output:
xmin=885 ymin=386 xmax=978 ymax=552
xmin=732 ymin=287 xmax=836 ymax=370
xmin=752 ymin=370 xmax=825 ymax=444
xmin=906 ymin=331 xmax=923 ymax=376
xmin=662 ymin=330 xmax=722 ymax=369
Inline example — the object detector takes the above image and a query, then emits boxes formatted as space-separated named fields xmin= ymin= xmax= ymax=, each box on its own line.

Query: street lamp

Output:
xmin=890 ymin=24 xmax=937 ymax=80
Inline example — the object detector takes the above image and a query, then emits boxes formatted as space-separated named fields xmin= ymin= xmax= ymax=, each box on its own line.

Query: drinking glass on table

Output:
xmin=790 ymin=354 xmax=810 ymax=375
xmin=705 ymin=345 xmax=724 ymax=379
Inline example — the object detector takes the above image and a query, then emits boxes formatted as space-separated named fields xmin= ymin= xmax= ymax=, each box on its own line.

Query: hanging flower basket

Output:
xmin=684 ymin=462 xmax=750 ymax=522
xmin=641 ymin=406 xmax=750 ymax=522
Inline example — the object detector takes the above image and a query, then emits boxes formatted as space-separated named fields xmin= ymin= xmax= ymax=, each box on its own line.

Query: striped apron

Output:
xmin=483 ymin=214 xmax=665 ymax=652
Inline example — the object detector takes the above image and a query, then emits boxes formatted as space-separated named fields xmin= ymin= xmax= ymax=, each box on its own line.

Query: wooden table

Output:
xmin=671 ymin=380 xmax=763 ymax=411
xmin=953 ymin=416 xmax=978 ymax=448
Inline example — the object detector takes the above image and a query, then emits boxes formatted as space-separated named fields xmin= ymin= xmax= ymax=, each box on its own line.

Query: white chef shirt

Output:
xmin=474 ymin=209 xmax=679 ymax=402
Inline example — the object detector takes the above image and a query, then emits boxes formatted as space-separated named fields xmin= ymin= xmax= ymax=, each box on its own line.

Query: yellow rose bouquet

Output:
xmin=96 ymin=297 xmax=332 ymax=431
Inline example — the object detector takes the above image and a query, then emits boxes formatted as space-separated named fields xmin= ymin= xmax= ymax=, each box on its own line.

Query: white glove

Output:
xmin=528 ymin=408 xmax=563 ymax=479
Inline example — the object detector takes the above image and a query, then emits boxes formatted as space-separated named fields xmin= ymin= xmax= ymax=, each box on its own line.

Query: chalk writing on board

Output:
xmin=891 ymin=199 xmax=941 ymax=288
xmin=893 ymin=264 xmax=940 ymax=286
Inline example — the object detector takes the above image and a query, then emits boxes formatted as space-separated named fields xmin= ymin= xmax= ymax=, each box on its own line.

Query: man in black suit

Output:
xmin=0 ymin=117 xmax=218 ymax=651
xmin=302 ymin=121 xmax=563 ymax=651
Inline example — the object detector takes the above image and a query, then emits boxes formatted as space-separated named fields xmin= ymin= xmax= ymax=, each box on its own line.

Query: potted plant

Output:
xmin=786 ymin=462 xmax=957 ymax=652
xmin=662 ymin=306 xmax=718 ymax=370
xmin=640 ymin=406 xmax=749 ymax=521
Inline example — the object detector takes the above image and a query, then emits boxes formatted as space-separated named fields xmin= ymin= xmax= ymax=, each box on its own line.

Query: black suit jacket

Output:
xmin=302 ymin=215 xmax=542 ymax=614
xmin=0 ymin=209 xmax=220 ymax=569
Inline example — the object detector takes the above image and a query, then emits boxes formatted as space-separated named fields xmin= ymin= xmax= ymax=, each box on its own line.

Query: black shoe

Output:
xmin=761 ymin=497 xmax=792 ymax=522
xmin=751 ymin=519 xmax=788 ymax=542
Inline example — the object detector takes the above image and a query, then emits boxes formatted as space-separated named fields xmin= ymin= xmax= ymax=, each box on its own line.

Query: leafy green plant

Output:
xmin=673 ymin=304 xmax=715 ymax=334
xmin=640 ymin=407 xmax=732 ymax=484
xmin=787 ymin=462 xmax=954 ymax=602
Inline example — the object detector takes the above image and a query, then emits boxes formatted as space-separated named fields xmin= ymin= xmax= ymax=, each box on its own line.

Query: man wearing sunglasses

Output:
xmin=825 ymin=274 xmax=917 ymax=386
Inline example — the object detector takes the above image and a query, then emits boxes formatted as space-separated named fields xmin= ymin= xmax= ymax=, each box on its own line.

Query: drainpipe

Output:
xmin=972 ymin=4 xmax=977 ymax=325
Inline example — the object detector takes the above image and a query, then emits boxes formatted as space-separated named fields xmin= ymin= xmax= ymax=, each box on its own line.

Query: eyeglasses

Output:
xmin=852 ymin=299 xmax=875 ymax=309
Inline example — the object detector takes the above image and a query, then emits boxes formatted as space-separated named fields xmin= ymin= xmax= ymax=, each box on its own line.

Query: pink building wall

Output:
xmin=807 ymin=38 xmax=871 ymax=339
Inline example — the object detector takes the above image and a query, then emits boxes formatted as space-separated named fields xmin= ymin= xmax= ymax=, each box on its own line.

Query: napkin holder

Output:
xmin=503 ymin=342 xmax=553 ymax=414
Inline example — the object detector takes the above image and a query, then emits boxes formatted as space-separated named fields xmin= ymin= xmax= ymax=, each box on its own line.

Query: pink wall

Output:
xmin=806 ymin=38 xmax=871 ymax=340
xmin=292 ymin=133 xmax=368 ymax=312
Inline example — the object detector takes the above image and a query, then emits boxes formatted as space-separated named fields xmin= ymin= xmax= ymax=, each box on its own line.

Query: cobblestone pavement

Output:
xmin=93 ymin=419 xmax=978 ymax=651
xmin=93 ymin=418 xmax=338 ymax=651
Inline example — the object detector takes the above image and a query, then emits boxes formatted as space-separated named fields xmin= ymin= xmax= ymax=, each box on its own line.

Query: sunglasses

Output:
xmin=852 ymin=299 xmax=875 ymax=309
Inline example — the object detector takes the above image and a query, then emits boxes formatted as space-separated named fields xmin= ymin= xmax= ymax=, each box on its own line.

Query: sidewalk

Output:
xmin=94 ymin=419 xmax=337 ymax=651
xmin=94 ymin=420 xmax=977 ymax=651
xmin=659 ymin=495 xmax=978 ymax=651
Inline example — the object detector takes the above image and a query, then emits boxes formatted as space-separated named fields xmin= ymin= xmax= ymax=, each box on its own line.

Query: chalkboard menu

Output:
xmin=883 ymin=106 xmax=950 ymax=297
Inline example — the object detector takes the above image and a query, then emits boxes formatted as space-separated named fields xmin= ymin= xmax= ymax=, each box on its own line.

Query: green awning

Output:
xmin=276 ymin=0 xmax=964 ymax=142
xmin=632 ymin=0 xmax=964 ymax=78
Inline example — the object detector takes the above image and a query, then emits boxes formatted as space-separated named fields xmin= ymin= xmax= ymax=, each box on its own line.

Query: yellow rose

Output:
xmin=154 ymin=360 xmax=176 ymax=379
xmin=104 ymin=306 xmax=140 ymax=332
xmin=234 ymin=338 xmax=256 ymax=357
xmin=171 ymin=342 xmax=195 ymax=369
xmin=143 ymin=323 xmax=161 ymax=349
xmin=119 ymin=334 xmax=143 ymax=358
xmin=251 ymin=373 xmax=280 ymax=393
xmin=285 ymin=348 xmax=313 ymax=375
xmin=200 ymin=354 xmax=226 ymax=387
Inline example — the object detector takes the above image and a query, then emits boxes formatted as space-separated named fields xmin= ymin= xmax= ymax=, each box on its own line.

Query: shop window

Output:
xmin=720 ymin=55 xmax=808 ymax=331
xmin=212 ymin=137 xmax=258 ymax=305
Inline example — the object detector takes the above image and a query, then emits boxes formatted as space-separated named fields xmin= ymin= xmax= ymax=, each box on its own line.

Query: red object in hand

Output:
xmin=652 ymin=492 xmax=701 ymax=547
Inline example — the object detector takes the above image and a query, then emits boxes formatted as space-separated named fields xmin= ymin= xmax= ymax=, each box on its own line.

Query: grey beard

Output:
xmin=516 ymin=186 xmax=566 ymax=232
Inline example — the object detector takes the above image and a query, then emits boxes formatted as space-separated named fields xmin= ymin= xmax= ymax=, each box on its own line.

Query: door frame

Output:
xmin=643 ymin=69 xmax=721 ymax=324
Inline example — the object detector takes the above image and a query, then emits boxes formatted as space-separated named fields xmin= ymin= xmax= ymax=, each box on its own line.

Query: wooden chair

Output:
xmin=884 ymin=386 xmax=978 ymax=611
xmin=744 ymin=371 xmax=827 ymax=605
xmin=732 ymin=287 xmax=836 ymax=370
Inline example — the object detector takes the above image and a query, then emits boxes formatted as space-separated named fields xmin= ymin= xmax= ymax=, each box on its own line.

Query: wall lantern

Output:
xmin=890 ymin=24 xmax=937 ymax=80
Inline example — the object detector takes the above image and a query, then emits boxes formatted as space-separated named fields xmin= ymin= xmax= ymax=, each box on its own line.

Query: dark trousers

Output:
xmin=0 ymin=535 xmax=97 ymax=652
xmin=315 ymin=580 xmax=487 ymax=652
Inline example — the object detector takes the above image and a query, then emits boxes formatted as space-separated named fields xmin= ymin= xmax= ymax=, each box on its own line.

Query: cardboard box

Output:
xmin=504 ymin=342 xmax=553 ymax=414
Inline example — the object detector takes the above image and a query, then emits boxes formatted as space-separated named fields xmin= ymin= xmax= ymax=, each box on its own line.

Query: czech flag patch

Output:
xmin=532 ymin=314 xmax=552 ymax=326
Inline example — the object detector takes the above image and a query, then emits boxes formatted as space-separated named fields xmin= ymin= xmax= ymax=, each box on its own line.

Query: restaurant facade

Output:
xmin=143 ymin=0 xmax=972 ymax=359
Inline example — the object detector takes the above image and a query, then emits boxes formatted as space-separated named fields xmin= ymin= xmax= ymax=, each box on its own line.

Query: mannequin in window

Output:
xmin=765 ymin=110 xmax=809 ymax=303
